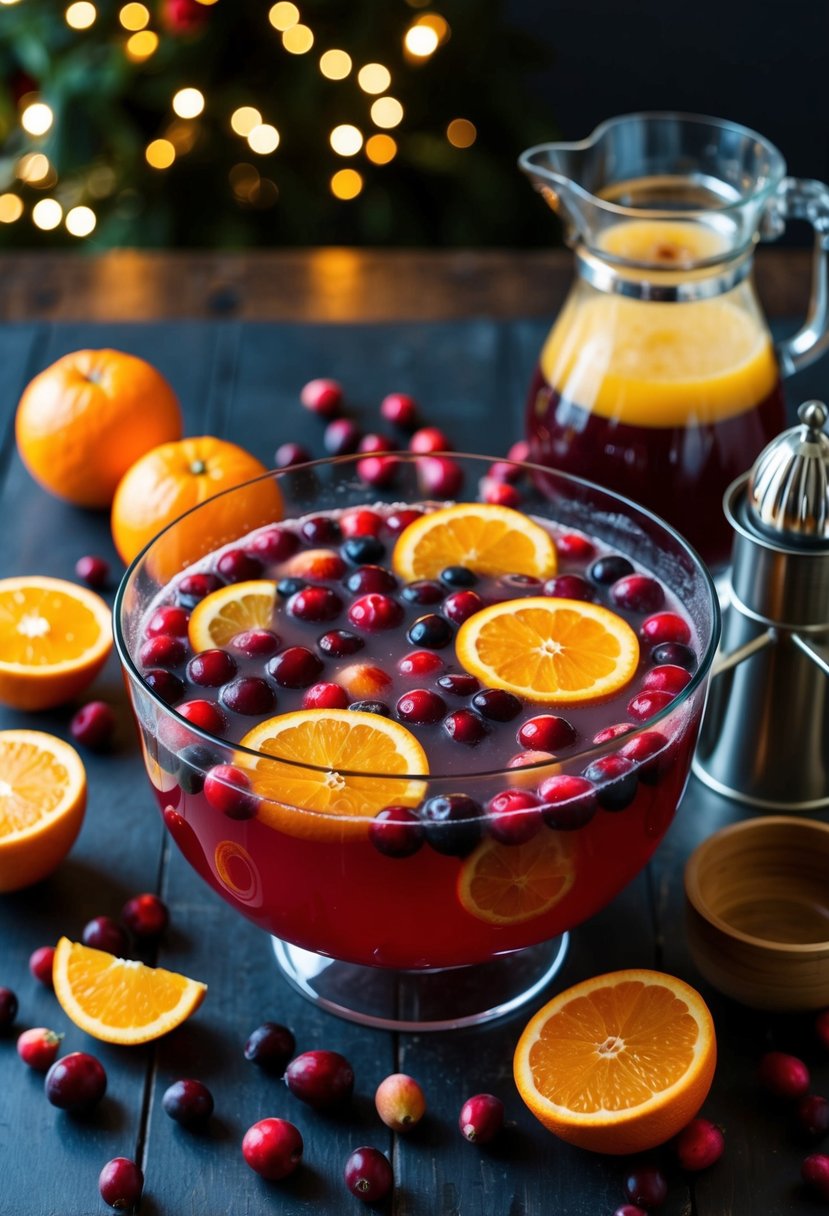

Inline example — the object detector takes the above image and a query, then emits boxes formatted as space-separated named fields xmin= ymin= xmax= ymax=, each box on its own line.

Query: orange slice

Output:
xmin=53 ymin=937 xmax=207 ymax=1045
xmin=458 ymin=832 xmax=574 ymax=925
xmin=0 ymin=730 xmax=86 ymax=892
xmin=188 ymin=579 xmax=277 ymax=652
xmin=0 ymin=576 xmax=111 ymax=711
xmin=238 ymin=709 xmax=427 ymax=841
xmin=392 ymin=503 xmax=557 ymax=582
xmin=513 ymin=969 xmax=716 ymax=1155
xmin=456 ymin=597 xmax=639 ymax=705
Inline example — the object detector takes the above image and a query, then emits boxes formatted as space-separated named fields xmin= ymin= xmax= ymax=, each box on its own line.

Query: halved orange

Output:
xmin=392 ymin=503 xmax=557 ymax=582
xmin=0 ymin=576 xmax=111 ymax=710
xmin=0 ymin=730 xmax=86 ymax=891
xmin=188 ymin=579 xmax=277 ymax=652
xmin=238 ymin=709 xmax=427 ymax=841
xmin=513 ymin=969 xmax=716 ymax=1154
xmin=459 ymin=832 xmax=574 ymax=925
xmin=456 ymin=597 xmax=639 ymax=705
xmin=53 ymin=937 xmax=207 ymax=1045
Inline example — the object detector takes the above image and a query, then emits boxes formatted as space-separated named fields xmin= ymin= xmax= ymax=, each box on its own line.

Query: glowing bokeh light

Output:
xmin=357 ymin=63 xmax=391 ymax=94
xmin=65 ymin=2 xmax=96 ymax=29
xmin=32 ymin=199 xmax=63 ymax=231
xmin=404 ymin=24 xmax=438 ymax=56
xmin=145 ymin=139 xmax=176 ymax=169
xmin=446 ymin=118 xmax=476 ymax=148
xmin=118 ymin=2 xmax=148 ymax=29
xmin=247 ymin=124 xmax=280 ymax=154
xmin=231 ymin=107 xmax=262 ymax=137
xmin=17 ymin=153 xmax=51 ymax=184
xmin=173 ymin=88 xmax=205 ymax=119
xmin=319 ymin=49 xmax=352 ymax=79
xmin=21 ymin=103 xmax=54 ymax=137
xmin=365 ymin=134 xmax=397 ymax=164
xmin=0 ymin=195 xmax=23 ymax=223
xmin=330 ymin=124 xmax=363 ymax=157
xmin=65 ymin=206 xmax=97 ymax=237
xmin=370 ymin=97 xmax=404 ymax=129
xmin=268 ymin=2 xmax=298 ymax=30
xmin=282 ymin=24 xmax=313 ymax=53
xmin=126 ymin=30 xmax=158 ymax=59
xmin=330 ymin=169 xmax=363 ymax=200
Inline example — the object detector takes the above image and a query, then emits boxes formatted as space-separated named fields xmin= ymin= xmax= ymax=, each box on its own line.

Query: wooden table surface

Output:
xmin=0 ymin=249 xmax=827 ymax=1216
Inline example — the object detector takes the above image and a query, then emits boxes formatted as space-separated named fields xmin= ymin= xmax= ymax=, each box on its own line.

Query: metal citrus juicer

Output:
xmin=694 ymin=400 xmax=829 ymax=809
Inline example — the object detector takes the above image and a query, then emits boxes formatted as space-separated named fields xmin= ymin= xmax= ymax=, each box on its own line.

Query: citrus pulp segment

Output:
xmin=392 ymin=503 xmax=557 ymax=582
xmin=458 ymin=832 xmax=574 ymax=925
xmin=188 ymin=579 xmax=278 ymax=652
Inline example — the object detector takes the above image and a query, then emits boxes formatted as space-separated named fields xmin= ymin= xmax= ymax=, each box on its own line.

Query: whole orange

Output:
xmin=111 ymin=436 xmax=283 ymax=581
xmin=15 ymin=349 xmax=182 ymax=508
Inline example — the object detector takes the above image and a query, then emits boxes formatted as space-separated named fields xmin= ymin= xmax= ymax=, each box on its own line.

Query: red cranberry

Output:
xmin=589 ymin=555 xmax=634 ymax=585
xmin=357 ymin=454 xmax=399 ymax=487
xmin=345 ymin=564 xmax=396 ymax=594
xmin=45 ymin=1051 xmax=107 ymax=1111
xmin=508 ymin=439 xmax=530 ymax=462
xmin=301 ymin=515 xmax=341 ymax=545
xmin=641 ymin=612 xmax=691 ymax=645
xmin=398 ymin=650 xmax=444 ymax=678
xmin=386 ymin=508 xmax=423 ymax=534
xmin=144 ymin=668 xmax=185 ymax=704
xmin=324 ymin=417 xmax=362 ymax=455
xmin=358 ymin=431 xmax=395 ymax=454
xmin=611 ymin=574 xmax=665 ymax=613
xmin=187 ymin=648 xmax=237 ymax=687
xmin=275 ymin=442 xmax=312 ymax=468
xmin=817 ymin=1008 xmax=829 ymax=1050
xmin=370 ymin=806 xmax=424 ymax=858
xmin=624 ymin=1165 xmax=668 ymax=1207
xmin=0 ymin=987 xmax=18 ymax=1029
xmin=381 ymin=391 xmax=418 ymax=429
xmin=421 ymin=794 xmax=483 ymax=857
xmin=584 ymin=754 xmax=638 ymax=811
xmin=628 ymin=689 xmax=676 ymax=721
xmin=759 ymin=1051 xmax=810 ymax=1099
xmin=652 ymin=641 xmax=696 ymax=670
xmin=288 ymin=586 xmax=343 ymax=622
xmin=177 ymin=571 xmax=223 ymax=607
xmin=407 ymin=613 xmax=453 ymax=649
xmin=250 ymin=525 xmax=300 ymax=562
xmin=409 ymin=426 xmax=451 ymax=453
xmin=177 ymin=697 xmax=228 ymax=734
xmin=99 ymin=1158 xmax=143 ymax=1211
xmin=203 ymin=764 xmax=257 ymax=819
xmin=146 ymin=604 xmax=189 ymax=638
xmin=139 ymin=634 xmax=186 ymax=668
xmin=162 ymin=1078 xmax=214 ymax=1127
xmin=613 ymin=1208 xmax=647 ymax=1216
xmin=459 ymin=1093 xmax=504 ymax=1143
xmin=675 ymin=1116 xmax=725 ymax=1170
xmin=594 ymin=723 xmax=635 ymax=744
xmin=443 ymin=590 xmax=483 ymax=624
xmin=543 ymin=574 xmax=595 ymax=601
xmin=644 ymin=665 xmax=692 ymax=694
xmin=121 ymin=893 xmax=169 ymax=939
xmin=437 ymin=672 xmax=480 ymax=696
xmin=397 ymin=688 xmax=445 ymax=725
xmin=242 ymin=1117 xmax=304 ymax=1180
xmin=444 ymin=708 xmax=487 ymax=745
xmin=488 ymin=460 xmax=522 ymax=483
xmin=518 ymin=715 xmax=576 ymax=752
xmin=344 ymin=1146 xmax=394 ymax=1203
xmin=17 ymin=1027 xmax=62 ymax=1071
xmin=221 ymin=676 xmax=277 ymax=715
xmin=341 ymin=509 xmax=383 ymax=538
xmin=348 ymin=593 xmax=403 ymax=632
xmin=244 ymin=1022 xmax=296 ymax=1075
xmin=300 ymin=377 xmax=343 ymax=417
xmin=402 ymin=579 xmax=444 ymax=605
xmin=802 ymin=1154 xmax=829 ymax=1201
xmin=418 ymin=455 xmax=463 ymax=498
xmin=285 ymin=1049 xmax=354 ymax=1109
xmin=481 ymin=478 xmax=520 ymax=507
xmin=472 ymin=688 xmax=522 ymax=721
xmin=75 ymin=554 xmax=109 ymax=588
xmin=620 ymin=731 xmax=670 ymax=783
xmin=487 ymin=789 xmax=542 ymax=844
xmin=29 ymin=946 xmax=55 ymax=988
xmin=302 ymin=682 xmax=349 ymax=709
xmin=556 ymin=532 xmax=595 ymax=560
xmin=70 ymin=700 xmax=116 ymax=749
xmin=538 ymin=774 xmax=597 ymax=829
xmin=217 ymin=548 xmax=263 ymax=583
xmin=798 ymin=1094 xmax=829 ymax=1140
xmin=230 ymin=628 xmax=281 ymax=657
xmin=318 ymin=629 xmax=364 ymax=658
xmin=83 ymin=916 xmax=129 ymax=956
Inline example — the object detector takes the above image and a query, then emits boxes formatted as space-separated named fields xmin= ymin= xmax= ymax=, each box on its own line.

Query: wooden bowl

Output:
xmin=684 ymin=816 xmax=829 ymax=1011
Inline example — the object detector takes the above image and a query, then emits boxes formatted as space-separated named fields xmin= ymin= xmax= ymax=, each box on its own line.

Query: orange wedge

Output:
xmin=0 ymin=576 xmax=111 ymax=710
xmin=188 ymin=579 xmax=277 ymax=652
xmin=458 ymin=832 xmax=574 ymax=925
xmin=456 ymin=597 xmax=639 ymax=705
xmin=513 ymin=969 xmax=716 ymax=1154
xmin=392 ymin=503 xmax=557 ymax=581
xmin=238 ymin=709 xmax=427 ymax=841
xmin=0 ymin=730 xmax=86 ymax=892
xmin=53 ymin=937 xmax=207 ymax=1045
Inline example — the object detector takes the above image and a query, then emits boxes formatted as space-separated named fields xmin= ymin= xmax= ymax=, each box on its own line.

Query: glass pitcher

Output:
xmin=520 ymin=112 xmax=829 ymax=568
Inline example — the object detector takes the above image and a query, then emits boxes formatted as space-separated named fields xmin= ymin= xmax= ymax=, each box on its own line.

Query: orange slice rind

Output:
xmin=187 ymin=579 xmax=277 ymax=652
xmin=458 ymin=832 xmax=574 ymax=925
xmin=392 ymin=503 xmax=557 ymax=582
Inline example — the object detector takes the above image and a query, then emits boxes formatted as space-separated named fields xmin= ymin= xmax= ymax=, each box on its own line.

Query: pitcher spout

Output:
xmin=518 ymin=141 xmax=598 ymax=245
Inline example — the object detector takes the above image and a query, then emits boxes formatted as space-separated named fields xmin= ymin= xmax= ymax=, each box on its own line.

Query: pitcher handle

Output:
xmin=767 ymin=178 xmax=829 ymax=377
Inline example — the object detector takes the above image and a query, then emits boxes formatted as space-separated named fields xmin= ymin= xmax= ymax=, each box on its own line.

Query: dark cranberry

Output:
xmin=217 ymin=548 xmax=263 ymax=583
xmin=397 ymin=689 xmax=445 ymax=725
xmin=288 ymin=586 xmax=343 ymax=623
xmin=324 ymin=417 xmax=362 ymax=455
xmin=244 ymin=1022 xmax=296 ymax=1075
xmin=759 ymin=1051 xmax=810 ymax=1098
xmin=277 ymin=577 xmax=307 ymax=599
xmin=589 ymin=555 xmax=634 ymax=585
xmin=409 ymin=426 xmax=451 ymax=453
xmin=624 ymin=1166 xmax=668 ymax=1208
xmin=349 ymin=593 xmax=404 ymax=632
xmin=45 ymin=1051 xmax=107 ymax=1111
xmin=230 ymin=628 xmax=280 ymax=658
xmin=402 ymin=579 xmax=444 ymax=605
xmin=121 ymin=893 xmax=169 ymax=939
xmin=443 ymin=590 xmax=483 ymax=624
xmin=508 ymin=439 xmax=530 ymax=462
xmin=139 ymin=634 xmax=186 ymax=668
xmin=344 ymin=1146 xmax=394 ymax=1203
xmin=518 ymin=715 xmax=576 ymax=752
xmin=421 ymin=794 xmax=483 ymax=857
xmin=176 ymin=571 xmax=223 ymax=608
xmin=418 ymin=455 xmax=463 ymax=497
xmin=350 ymin=700 xmax=391 ymax=716
xmin=187 ymin=648 xmax=237 ymax=687
xmin=341 ymin=509 xmax=383 ymax=538
xmin=459 ymin=1093 xmax=504 ymax=1143
xmin=441 ymin=566 xmax=477 ymax=588
xmin=162 ymin=1078 xmax=214 ymax=1127
xmin=70 ymin=700 xmax=116 ymax=750
xmin=269 ymin=647 xmax=323 ymax=687
xmin=203 ymin=764 xmax=257 ymax=819
xmin=29 ymin=946 xmax=55 ymax=988
xmin=798 ymin=1095 xmax=829 ymax=1141
xmin=275 ymin=442 xmax=311 ymax=468
xmin=472 ymin=688 xmax=522 ymax=721
xmin=675 ymin=1116 xmax=726 ymax=1170
xmin=345 ymin=564 xmax=397 ymax=595
xmin=99 ymin=1158 xmax=143 ymax=1211
xmin=641 ymin=612 xmax=691 ymax=645
xmin=543 ymin=574 xmax=595 ymax=601
xmin=176 ymin=697 xmax=227 ymax=734
xmin=538 ymin=774 xmax=597 ymax=830
xmin=644 ymin=665 xmax=692 ymax=694
xmin=318 ymin=629 xmax=364 ymax=658
xmin=146 ymin=605 xmax=189 ymax=638
xmin=407 ymin=613 xmax=453 ymax=649
xmin=612 ymin=574 xmax=665 ymax=614
xmin=370 ymin=806 xmax=424 ymax=857
xmin=437 ymin=672 xmax=480 ymax=696
xmin=302 ymin=682 xmax=349 ymax=709
xmin=386 ymin=508 xmax=423 ymax=534
xmin=75 ymin=554 xmax=109 ymax=588
xmin=398 ymin=650 xmax=444 ymax=677
xmin=584 ymin=755 xmax=638 ymax=811
xmin=145 ymin=668 xmax=185 ymax=705
xmin=556 ymin=532 xmax=595 ymax=560
xmin=628 ymin=689 xmax=676 ymax=721
xmin=381 ymin=391 xmax=418 ymax=429
xmin=481 ymin=478 xmax=520 ymax=507
xmin=358 ymin=431 xmax=395 ymax=454
xmin=498 ymin=573 xmax=543 ymax=596
xmin=242 ymin=1117 xmax=303 ymax=1180
xmin=221 ymin=676 xmax=277 ymax=715
xmin=285 ymin=1049 xmax=354 ymax=1109
xmin=487 ymin=789 xmax=542 ymax=844
xmin=0 ymin=987 xmax=18 ymax=1030
xmin=300 ymin=376 xmax=343 ymax=417
xmin=17 ymin=1027 xmax=62 ymax=1071
xmin=83 ymin=916 xmax=129 ymax=956
xmin=620 ymin=731 xmax=670 ymax=783
xmin=802 ymin=1154 xmax=829 ymax=1201
xmin=177 ymin=743 xmax=221 ymax=795
xmin=343 ymin=536 xmax=386 ymax=566
xmin=250 ymin=525 xmax=300 ymax=562
xmin=652 ymin=641 xmax=697 ymax=671
xmin=444 ymin=709 xmax=487 ymax=746
xmin=301 ymin=515 xmax=341 ymax=546
xmin=357 ymin=454 xmax=399 ymax=486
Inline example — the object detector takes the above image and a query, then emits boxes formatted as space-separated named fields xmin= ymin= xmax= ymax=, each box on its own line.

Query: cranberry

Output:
xmin=397 ymin=688 xmax=445 ymax=725
xmin=176 ymin=697 xmax=227 ymax=734
xmin=350 ymin=699 xmax=391 ymax=716
xmin=177 ymin=571 xmax=223 ymax=608
xmin=17 ymin=1027 xmax=62 ymax=1071
xmin=344 ymin=1146 xmax=394 ymax=1203
xmin=341 ymin=509 xmax=383 ymax=538
xmin=759 ymin=1051 xmax=810 ymax=1099
xmin=344 ymin=564 xmax=396 ymax=594
xmin=612 ymin=573 xmax=665 ymax=613
xmin=644 ymin=665 xmax=692 ymax=694
xmin=628 ymin=689 xmax=676 ymax=721
xmin=187 ymin=648 xmax=237 ymax=687
xmin=588 ymin=555 xmax=634 ymax=585
xmin=324 ymin=417 xmax=362 ymax=455
xmin=144 ymin=668 xmax=185 ymax=705
xmin=244 ymin=1022 xmax=296 ymax=1075
xmin=437 ymin=672 xmax=479 ymax=696
xmin=99 ymin=1158 xmax=143 ymax=1211
xmin=70 ymin=700 xmax=116 ymax=750
xmin=652 ymin=641 xmax=697 ymax=670
xmin=675 ymin=1116 xmax=725 ymax=1170
xmin=620 ymin=731 xmax=670 ymax=783
xmin=538 ymin=774 xmax=597 ymax=829
xmin=177 ymin=743 xmax=221 ymax=795
xmin=162 ymin=1077 xmax=214 ymax=1127
xmin=0 ymin=987 xmax=18 ymax=1029
xmin=488 ymin=460 xmax=522 ymax=483
xmin=358 ymin=431 xmax=395 ymax=454
xmin=381 ymin=392 xmax=418 ymax=429
xmin=613 ymin=1208 xmax=647 ymax=1216
xmin=508 ymin=439 xmax=530 ymax=462
xmin=543 ymin=574 xmax=595 ymax=601
xmin=624 ymin=1165 xmax=668 ymax=1208
xmin=370 ymin=806 xmax=424 ymax=857
xmin=402 ymin=579 xmax=444 ymax=605
xmin=418 ymin=455 xmax=463 ymax=497
xmin=518 ymin=715 xmax=576 ymax=752
xmin=398 ymin=650 xmax=445 ymax=677
xmin=301 ymin=515 xmax=341 ymax=545
xmin=641 ymin=612 xmax=691 ymax=645
xmin=285 ymin=1049 xmax=354 ymax=1109
xmin=357 ymin=455 xmax=399 ymax=487
xmin=75 ymin=554 xmax=109 ymax=588
xmin=122 ymin=893 xmax=169 ymax=939
xmin=146 ymin=604 xmax=189 ymax=638
xmin=230 ymin=628 xmax=281 ymax=658
xmin=421 ymin=794 xmax=483 ymax=857
xmin=556 ymin=532 xmax=595 ymax=560
xmin=348 ymin=593 xmax=404 ymax=632
xmin=217 ymin=548 xmax=263 ymax=583
xmin=318 ymin=629 xmax=364 ymax=658
xmin=386 ymin=508 xmax=423 ymax=534
xmin=459 ymin=1093 xmax=504 ymax=1144
xmin=481 ymin=478 xmax=520 ymax=507
xmin=300 ymin=377 xmax=343 ymax=417
xmin=242 ymin=1117 xmax=303 ymax=1180
xmin=288 ymin=586 xmax=343 ymax=623
xmin=407 ymin=613 xmax=453 ymax=649
xmin=507 ymin=749 xmax=556 ymax=770
xmin=375 ymin=1073 xmax=426 ymax=1131
xmin=443 ymin=590 xmax=484 ymax=624
xmin=204 ymin=764 xmax=257 ymax=819
xmin=409 ymin=426 xmax=451 ymax=453
xmin=285 ymin=545 xmax=350 ymax=580
xmin=439 ymin=566 xmax=476 ymax=588
xmin=798 ymin=1094 xmax=829 ymax=1140
xmin=275 ymin=441 xmax=311 ymax=468
xmin=83 ymin=916 xmax=129 ymax=956
xmin=802 ymin=1154 xmax=829 ymax=1201
xmin=584 ymin=754 xmax=638 ymax=811
xmin=45 ymin=1051 xmax=107 ymax=1111
xmin=302 ymin=682 xmax=349 ymax=710
xmin=139 ymin=634 xmax=186 ymax=668
xmin=472 ymin=688 xmax=522 ymax=721
xmin=29 ymin=946 xmax=55 ymax=988
xmin=250 ymin=525 xmax=300 ymax=562
xmin=339 ymin=663 xmax=391 ymax=699
xmin=594 ymin=723 xmax=635 ymax=744
xmin=817 ymin=1008 xmax=829 ymax=1050
xmin=221 ymin=676 xmax=277 ymax=715
xmin=269 ymin=647 xmax=323 ymax=688
xmin=443 ymin=708 xmax=487 ymax=745
xmin=487 ymin=789 xmax=542 ymax=844
xmin=342 ymin=536 xmax=386 ymax=566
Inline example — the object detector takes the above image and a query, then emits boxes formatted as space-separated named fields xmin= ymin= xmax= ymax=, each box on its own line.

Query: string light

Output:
xmin=282 ymin=25 xmax=313 ymax=53
xmin=32 ymin=199 xmax=63 ymax=230
xmin=357 ymin=64 xmax=391 ymax=94
xmin=446 ymin=118 xmax=476 ymax=148
xmin=126 ymin=30 xmax=158 ymax=59
xmin=330 ymin=125 xmax=363 ymax=157
xmin=319 ymin=50 xmax=352 ymax=80
xmin=268 ymin=2 xmax=298 ymax=30
xmin=365 ymin=134 xmax=396 ymax=164
xmin=247 ymin=124 xmax=280 ymax=154
xmin=404 ymin=24 xmax=438 ymax=56
xmin=417 ymin=13 xmax=450 ymax=42
xmin=0 ymin=195 xmax=23 ymax=223
xmin=0 ymin=0 xmax=24 ymax=6
xmin=330 ymin=169 xmax=363 ymax=200
xmin=231 ymin=107 xmax=262 ymax=137
xmin=65 ymin=1 xmax=96 ymax=29
xmin=370 ymin=97 xmax=403 ymax=129
xmin=21 ymin=103 xmax=54 ymax=137
xmin=145 ymin=139 xmax=176 ymax=169
xmin=65 ymin=205 xmax=97 ymax=236
xmin=173 ymin=88 xmax=205 ymax=119
xmin=17 ymin=153 xmax=52 ymax=184
xmin=118 ymin=3 xmax=149 ymax=30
